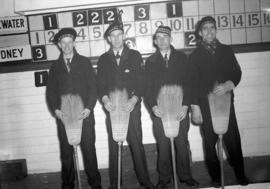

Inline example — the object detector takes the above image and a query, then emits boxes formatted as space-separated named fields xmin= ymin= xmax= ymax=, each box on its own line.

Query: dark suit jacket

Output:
xmin=189 ymin=42 xmax=242 ymax=104
xmin=46 ymin=50 xmax=97 ymax=115
xmin=145 ymin=46 xmax=191 ymax=108
xmin=96 ymin=45 xmax=144 ymax=100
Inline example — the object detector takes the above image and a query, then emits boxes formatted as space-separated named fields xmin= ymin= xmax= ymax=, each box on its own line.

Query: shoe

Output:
xmin=144 ymin=183 xmax=155 ymax=189
xmin=156 ymin=180 xmax=170 ymax=189
xmin=211 ymin=180 xmax=221 ymax=188
xmin=180 ymin=178 xmax=199 ymax=187
xmin=238 ymin=177 xmax=249 ymax=186
xmin=92 ymin=185 xmax=102 ymax=189
xmin=62 ymin=183 xmax=75 ymax=189
xmin=107 ymin=184 xmax=117 ymax=189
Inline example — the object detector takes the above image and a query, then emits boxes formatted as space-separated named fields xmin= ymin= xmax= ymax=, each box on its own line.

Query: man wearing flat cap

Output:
xmin=189 ymin=16 xmax=249 ymax=187
xmin=145 ymin=25 xmax=199 ymax=188
xmin=97 ymin=19 xmax=154 ymax=189
xmin=46 ymin=28 xmax=102 ymax=189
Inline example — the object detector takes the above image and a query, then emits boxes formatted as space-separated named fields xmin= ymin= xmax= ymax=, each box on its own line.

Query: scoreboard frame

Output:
xmin=1 ymin=0 xmax=270 ymax=73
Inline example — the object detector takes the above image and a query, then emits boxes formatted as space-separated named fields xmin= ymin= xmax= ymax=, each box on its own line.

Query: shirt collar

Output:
xmin=113 ymin=47 xmax=124 ymax=56
xmin=63 ymin=53 xmax=74 ymax=63
xmin=160 ymin=49 xmax=171 ymax=59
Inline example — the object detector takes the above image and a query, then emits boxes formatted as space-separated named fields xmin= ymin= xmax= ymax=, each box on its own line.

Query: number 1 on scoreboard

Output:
xmin=43 ymin=14 xmax=58 ymax=30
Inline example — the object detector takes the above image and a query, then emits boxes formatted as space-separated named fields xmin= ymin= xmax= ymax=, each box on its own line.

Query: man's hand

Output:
xmin=79 ymin=108 xmax=90 ymax=120
xmin=213 ymin=81 xmax=235 ymax=96
xmin=191 ymin=105 xmax=203 ymax=125
xmin=125 ymin=96 xmax=138 ymax=112
xmin=176 ymin=105 xmax=188 ymax=121
xmin=55 ymin=109 xmax=64 ymax=120
xmin=102 ymin=95 xmax=115 ymax=112
xmin=152 ymin=106 xmax=163 ymax=118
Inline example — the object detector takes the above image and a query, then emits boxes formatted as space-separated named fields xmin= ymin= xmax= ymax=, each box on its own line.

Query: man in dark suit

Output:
xmin=145 ymin=26 xmax=199 ymax=189
xmin=46 ymin=28 xmax=102 ymax=189
xmin=189 ymin=16 xmax=249 ymax=188
xmin=96 ymin=19 xmax=154 ymax=189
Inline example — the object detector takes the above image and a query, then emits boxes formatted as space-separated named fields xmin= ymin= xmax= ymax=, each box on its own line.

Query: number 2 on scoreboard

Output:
xmin=184 ymin=32 xmax=196 ymax=47
xmin=89 ymin=10 xmax=103 ymax=25
xmin=72 ymin=11 xmax=87 ymax=27
xmin=103 ymin=8 xmax=117 ymax=24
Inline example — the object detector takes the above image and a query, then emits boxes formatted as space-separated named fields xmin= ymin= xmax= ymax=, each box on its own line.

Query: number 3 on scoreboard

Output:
xmin=134 ymin=5 xmax=149 ymax=21
xmin=32 ymin=46 xmax=47 ymax=61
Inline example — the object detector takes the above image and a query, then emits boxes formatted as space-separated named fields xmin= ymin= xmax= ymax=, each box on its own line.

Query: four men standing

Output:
xmin=46 ymin=15 xmax=248 ymax=189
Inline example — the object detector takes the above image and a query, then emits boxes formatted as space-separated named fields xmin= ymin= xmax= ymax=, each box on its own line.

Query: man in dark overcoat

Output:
xmin=46 ymin=28 xmax=102 ymax=189
xmin=145 ymin=26 xmax=199 ymax=189
xmin=189 ymin=16 xmax=249 ymax=188
xmin=96 ymin=20 xmax=154 ymax=189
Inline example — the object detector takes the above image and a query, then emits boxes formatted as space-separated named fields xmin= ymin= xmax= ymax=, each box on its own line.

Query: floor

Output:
xmin=1 ymin=155 xmax=270 ymax=189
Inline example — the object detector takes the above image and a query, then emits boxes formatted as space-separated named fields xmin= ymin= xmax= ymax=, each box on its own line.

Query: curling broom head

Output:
xmin=109 ymin=89 xmax=130 ymax=142
xmin=60 ymin=94 xmax=84 ymax=146
xmin=208 ymin=92 xmax=231 ymax=135
xmin=157 ymin=85 xmax=183 ymax=138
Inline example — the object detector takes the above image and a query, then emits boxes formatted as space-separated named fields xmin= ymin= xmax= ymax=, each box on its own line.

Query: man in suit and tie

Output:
xmin=145 ymin=26 xmax=199 ymax=188
xmin=46 ymin=28 xmax=102 ymax=189
xmin=96 ymin=18 xmax=154 ymax=189
xmin=189 ymin=16 xmax=249 ymax=188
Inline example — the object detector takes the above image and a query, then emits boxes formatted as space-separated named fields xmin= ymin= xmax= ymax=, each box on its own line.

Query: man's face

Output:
xmin=108 ymin=30 xmax=125 ymax=49
xmin=154 ymin=32 xmax=172 ymax=51
xmin=58 ymin=37 xmax=75 ymax=55
xmin=199 ymin=22 xmax=217 ymax=43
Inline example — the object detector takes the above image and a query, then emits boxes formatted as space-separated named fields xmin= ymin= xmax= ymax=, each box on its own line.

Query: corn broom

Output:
xmin=208 ymin=91 xmax=231 ymax=189
xmin=157 ymin=85 xmax=183 ymax=189
xmin=109 ymin=89 xmax=130 ymax=189
xmin=60 ymin=94 xmax=84 ymax=189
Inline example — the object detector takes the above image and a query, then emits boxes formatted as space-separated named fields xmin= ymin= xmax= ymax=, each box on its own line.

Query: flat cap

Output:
xmin=155 ymin=26 xmax=171 ymax=36
xmin=54 ymin=27 xmax=77 ymax=43
xmin=196 ymin=16 xmax=216 ymax=32
xmin=104 ymin=20 xmax=124 ymax=37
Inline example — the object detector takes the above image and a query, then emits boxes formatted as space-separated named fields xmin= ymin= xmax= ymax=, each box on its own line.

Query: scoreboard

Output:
xmin=0 ymin=0 xmax=270 ymax=69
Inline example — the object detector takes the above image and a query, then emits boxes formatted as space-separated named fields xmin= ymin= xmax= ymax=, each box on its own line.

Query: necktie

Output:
xmin=66 ymin=58 xmax=71 ymax=72
xmin=164 ymin=53 xmax=169 ymax=68
xmin=115 ymin=51 xmax=121 ymax=65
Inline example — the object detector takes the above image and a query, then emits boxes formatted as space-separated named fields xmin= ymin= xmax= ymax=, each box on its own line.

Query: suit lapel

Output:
xmin=155 ymin=51 xmax=166 ymax=69
xmin=119 ymin=46 xmax=129 ymax=67
xmin=58 ymin=55 xmax=69 ymax=73
xmin=108 ymin=49 xmax=118 ymax=67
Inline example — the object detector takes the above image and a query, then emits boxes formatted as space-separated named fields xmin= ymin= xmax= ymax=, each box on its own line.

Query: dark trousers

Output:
xmin=106 ymin=104 xmax=152 ymax=187
xmin=199 ymin=98 xmax=246 ymax=182
xmin=56 ymin=114 xmax=101 ymax=189
xmin=153 ymin=114 xmax=193 ymax=182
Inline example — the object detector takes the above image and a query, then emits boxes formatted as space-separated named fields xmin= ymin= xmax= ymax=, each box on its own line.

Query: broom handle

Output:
xmin=219 ymin=135 xmax=225 ymax=189
xmin=118 ymin=142 xmax=122 ymax=189
xmin=170 ymin=138 xmax=178 ymax=189
xmin=73 ymin=145 xmax=82 ymax=189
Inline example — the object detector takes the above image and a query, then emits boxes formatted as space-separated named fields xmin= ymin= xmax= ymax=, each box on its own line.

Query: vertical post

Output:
xmin=219 ymin=135 xmax=225 ymax=189
xmin=73 ymin=145 xmax=81 ymax=189
xmin=118 ymin=142 xmax=122 ymax=189
xmin=170 ymin=138 xmax=178 ymax=189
